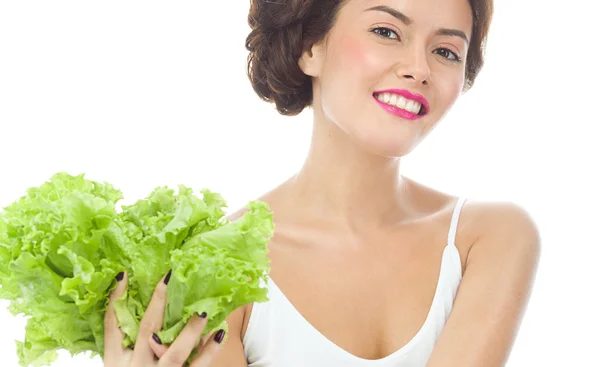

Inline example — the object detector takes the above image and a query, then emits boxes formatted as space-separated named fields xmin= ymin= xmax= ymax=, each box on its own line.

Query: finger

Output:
xmin=160 ymin=312 xmax=208 ymax=365
xmin=196 ymin=332 xmax=212 ymax=351
xmin=130 ymin=270 xmax=172 ymax=365
xmin=189 ymin=329 xmax=226 ymax=367
xmin=148 ymin=332 xmax=168 ymax=359
xmin=103 ymin=271 xmax=128 ymax=365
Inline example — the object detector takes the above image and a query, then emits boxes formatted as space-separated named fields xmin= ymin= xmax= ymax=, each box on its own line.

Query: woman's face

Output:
xmin=301 ymin=0 xmax=473 ymax=157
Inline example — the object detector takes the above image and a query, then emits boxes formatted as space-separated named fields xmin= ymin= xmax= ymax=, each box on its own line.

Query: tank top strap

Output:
xmin=447 ymin=197 xmax=467 ymax=248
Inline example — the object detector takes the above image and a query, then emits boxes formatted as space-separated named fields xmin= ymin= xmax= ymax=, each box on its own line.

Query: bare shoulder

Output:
xmin=407 ymin=175 xmax=540 ymax=250
xmin=407 ymin=177 xmax=541 ymax=275
xmin=448 ymin=196 xmax=541 ymax=272
xmin=462 ymin=199 xmax=541 ymax=255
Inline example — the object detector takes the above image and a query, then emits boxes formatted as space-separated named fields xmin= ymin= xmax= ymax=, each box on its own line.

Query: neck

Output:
xmin=285 ymin=109 xmax=411 ymax=231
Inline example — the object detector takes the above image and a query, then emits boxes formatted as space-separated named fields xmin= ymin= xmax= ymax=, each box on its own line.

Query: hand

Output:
xmin=103 ymin=271 xmax=225 ymax=367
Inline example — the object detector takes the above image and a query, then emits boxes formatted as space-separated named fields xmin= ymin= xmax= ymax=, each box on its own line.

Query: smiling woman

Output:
xmin=245 ymin=0 xmax=492 ymax=158
xmin=246 ymin=0 xmax=491 ymax=114
xmin=2 ymin=0 xmax=598 ymax=364
xmin=202 ymin=1 xmax=539 ymax=367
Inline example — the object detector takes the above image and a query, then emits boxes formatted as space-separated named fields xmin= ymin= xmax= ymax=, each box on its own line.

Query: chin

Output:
xmin=345 ymin=119 xmax=426 ymax=158
xmin=354 ymin=134 xmax=419 ymax=158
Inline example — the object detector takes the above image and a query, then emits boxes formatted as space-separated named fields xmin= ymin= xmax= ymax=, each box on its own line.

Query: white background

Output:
xmin=0 ymin=1 xmax=598 ymax=366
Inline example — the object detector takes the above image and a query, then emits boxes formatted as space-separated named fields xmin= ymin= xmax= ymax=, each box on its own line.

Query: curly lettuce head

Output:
xmin=0 ymin=173 xmax=273 ymax=367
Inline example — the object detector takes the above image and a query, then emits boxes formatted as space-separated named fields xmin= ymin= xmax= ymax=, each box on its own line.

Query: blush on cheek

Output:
xmin=336 ymin=35 xmax=382 ymax=73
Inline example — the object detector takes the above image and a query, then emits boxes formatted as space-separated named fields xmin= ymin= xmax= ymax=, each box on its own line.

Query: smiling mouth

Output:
xmin=373 ymin=92 xmax=428 ymax=116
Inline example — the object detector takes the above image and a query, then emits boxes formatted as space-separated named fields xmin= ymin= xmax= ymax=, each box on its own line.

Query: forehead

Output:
xmin=340 ymin=0 xmax=473 ymax=37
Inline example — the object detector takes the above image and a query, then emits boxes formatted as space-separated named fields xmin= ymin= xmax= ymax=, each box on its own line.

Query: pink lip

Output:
xmin=372 ymin=89 xmax=430 ymax=120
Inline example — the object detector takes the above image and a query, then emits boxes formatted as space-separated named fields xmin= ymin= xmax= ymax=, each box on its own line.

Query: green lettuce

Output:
xmin=0 ymin=172 xmax=273 ymax=366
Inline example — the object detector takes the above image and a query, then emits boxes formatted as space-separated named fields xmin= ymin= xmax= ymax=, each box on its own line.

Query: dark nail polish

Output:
xmin=115 ymin=272 xmax=124 ymax=281
xmin=164 ymin=269 xmax=172 ymax=285
xmin=214 ymin=329 xmax=225 ymax=344
xmin=197 ymin=311 xmax=207 ymax=318
xmin=152 ymin=333 xmax=162 ymax=345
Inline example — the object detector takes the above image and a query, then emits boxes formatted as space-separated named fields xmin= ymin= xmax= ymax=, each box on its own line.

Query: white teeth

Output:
xmin=410 ymin=101 xmax=422 ymax=114
xmin=376 ymin=93 xmax=424 ymax=115
xmin=395 ymin=96 xmax=407 ymax=109
xmin=414 ymin=103 xmax=422 ymax=114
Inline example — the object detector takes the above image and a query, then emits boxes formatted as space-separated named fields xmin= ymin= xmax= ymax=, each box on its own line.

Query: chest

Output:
xmin=244 ymin=222 xmax=469 ymax=360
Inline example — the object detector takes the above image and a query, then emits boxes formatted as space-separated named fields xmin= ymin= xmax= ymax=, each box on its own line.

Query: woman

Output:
xmin=104 ymin=0 xmax=541 ymax=366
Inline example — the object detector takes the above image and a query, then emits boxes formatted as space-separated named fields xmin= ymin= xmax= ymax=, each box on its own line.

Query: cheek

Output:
xmin=447 ymin=73 xmax=465 ymax=104
xmin=322 ymin=36 xmax=388 ymax=116
xmin=435 ymin=70 xmax=464 ymax=107
xmin=330 ymin=35 xmax=384 ymax=78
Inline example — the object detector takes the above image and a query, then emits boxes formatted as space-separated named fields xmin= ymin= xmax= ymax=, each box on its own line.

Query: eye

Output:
xmin=434 ymin=48 xmax=462 ymax=63
xmin=370 ymin=26 xmax=400 ymax=40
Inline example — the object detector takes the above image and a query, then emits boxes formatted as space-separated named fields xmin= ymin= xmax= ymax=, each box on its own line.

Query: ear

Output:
xmin=298 ymin=41 xmax=326 ymax=77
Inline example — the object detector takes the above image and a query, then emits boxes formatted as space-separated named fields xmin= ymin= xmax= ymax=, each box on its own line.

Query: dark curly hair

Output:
xmin=245 ymin=0 xmax=494 ymax=116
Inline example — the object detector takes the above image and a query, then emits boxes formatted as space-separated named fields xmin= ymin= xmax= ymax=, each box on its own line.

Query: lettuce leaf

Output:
xmin=0 ymin=173 xmax=273 ymax=366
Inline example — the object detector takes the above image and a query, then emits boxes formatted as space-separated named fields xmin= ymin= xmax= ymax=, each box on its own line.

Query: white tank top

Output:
xmin=243 ymin=197 xmax=467 ymax=366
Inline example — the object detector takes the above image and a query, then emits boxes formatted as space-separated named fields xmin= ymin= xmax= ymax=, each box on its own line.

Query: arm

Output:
xmin=209 ymin=304 xmax=249 ymax=366
xmin=425 ymin=202 xmax=541 ymax=367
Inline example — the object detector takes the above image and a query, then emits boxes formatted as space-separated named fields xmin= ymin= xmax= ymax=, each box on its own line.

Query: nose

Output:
xmin=395 ymin=47 xmax=431 ymax=85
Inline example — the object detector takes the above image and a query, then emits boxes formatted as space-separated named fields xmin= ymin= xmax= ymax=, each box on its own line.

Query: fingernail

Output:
xmin=152 ymin=333 xmax=162 ymax=345
xmin=214 ymin=329 xmax=225 ymax=344
xmin=197 ymin=311 xmax=207 ymax=318
xmin=115 ymin=272 xmax=124 ymax=281
xmin=164 ymin=269 xmax=172 ymax=285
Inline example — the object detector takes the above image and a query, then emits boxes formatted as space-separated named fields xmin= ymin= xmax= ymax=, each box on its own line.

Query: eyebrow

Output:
xmin=364 ymin=5 xmax=470 ymax=45
xmin=365 ymin=5 xmax=413 ymax=25
xmin=436 ymin=28 xmax=470 ymax=45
